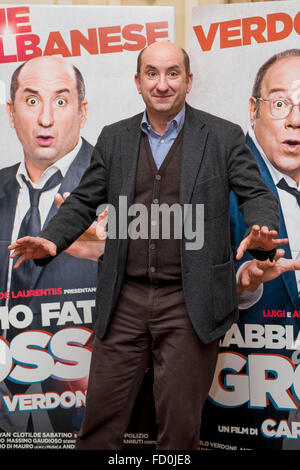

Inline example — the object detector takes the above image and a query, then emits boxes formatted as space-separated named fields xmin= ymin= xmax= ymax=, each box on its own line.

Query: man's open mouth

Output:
xmin=282 ymin=139 xmax=300 ymax=150
xmin=36 ymin=135 xmax=54 ymax=145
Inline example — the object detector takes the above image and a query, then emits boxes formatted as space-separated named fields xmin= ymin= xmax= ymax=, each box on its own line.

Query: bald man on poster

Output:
xmin=0 ymin=56 xmax=104 ymax=434
xmin=9 ymin=41 xmax=283 ymax=450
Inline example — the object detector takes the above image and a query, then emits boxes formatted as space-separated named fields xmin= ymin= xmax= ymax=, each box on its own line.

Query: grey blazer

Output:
xmin=40 ymin=104 xmax=280 ymax=344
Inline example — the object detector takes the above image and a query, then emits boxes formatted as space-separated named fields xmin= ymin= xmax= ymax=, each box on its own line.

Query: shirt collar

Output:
xmin=141 ymin=105 xmax=186 ymax=137
xmin=17 ymin=137 xmax=82 ymax=189
xmin=249 ymin=127 xmax=300 ymax=190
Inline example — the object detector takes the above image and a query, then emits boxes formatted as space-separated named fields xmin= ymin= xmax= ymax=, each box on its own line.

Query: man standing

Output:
xmin=229 ymin=49 xmax=300 ymax=450
xmin=9 ymin=41 xmax=282 ymax=450
xmin=0 ymin=56 xmax=102 ymax=433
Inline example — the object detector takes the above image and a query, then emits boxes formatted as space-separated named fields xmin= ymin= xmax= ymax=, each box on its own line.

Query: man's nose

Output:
xmin=156 ymin=74 xmax=169 ymax=92
xmin=286 ymin=104 xmax=300 ymax=127
xmin=38 ymin=102 xmax=54 ymax=127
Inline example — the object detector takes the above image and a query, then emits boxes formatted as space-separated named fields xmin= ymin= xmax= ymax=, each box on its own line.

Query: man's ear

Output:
xmin=134 ymin=73 xmax=141 ymax=94
xmin=186 ymin=72 xmax=193 ymax=94
xmin=79 ymin=99 xmax=88 ymax=129
xmin=6 ymin=100 xmax=15 ymax=129
xmin=249 ymin=97 xmax=257 ymax=128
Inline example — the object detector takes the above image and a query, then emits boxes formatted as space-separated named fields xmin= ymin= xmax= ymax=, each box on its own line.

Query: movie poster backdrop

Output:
xmin=189 ymin=0 xmax=300 ymax=451
xmin=0 ymin=4 xmax=174 ymax=450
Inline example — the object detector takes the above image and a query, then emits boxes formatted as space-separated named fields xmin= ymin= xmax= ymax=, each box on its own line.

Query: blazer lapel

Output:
xmin=120 ymin=113 xmax=143 ymax=206
xmin=179 ymin=104 xmax=208 ymax=205
xmin=121 ymin=106 xmax=209 ymax=206
xmin=246 ymin=134 xmax=299 ymax=309
xmin=120 ymin=106 xmax=209 ymax=207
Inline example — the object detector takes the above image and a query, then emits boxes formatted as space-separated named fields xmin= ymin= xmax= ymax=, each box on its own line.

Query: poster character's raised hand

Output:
xmin=8 ymin=236 xmax=57 ymax=269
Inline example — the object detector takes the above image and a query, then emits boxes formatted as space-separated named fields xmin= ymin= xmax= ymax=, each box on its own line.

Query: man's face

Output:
xmin=250 ymin=56 xmax=300 ymax=183
xmin=134 ymin=41 xmax=193 ymax=123
xmin=6 ymin=57 xmax=87 ymax=175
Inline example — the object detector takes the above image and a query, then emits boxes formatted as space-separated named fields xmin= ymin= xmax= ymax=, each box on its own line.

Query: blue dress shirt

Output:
xmin=140 ymin=106 xmax=185 ymax=169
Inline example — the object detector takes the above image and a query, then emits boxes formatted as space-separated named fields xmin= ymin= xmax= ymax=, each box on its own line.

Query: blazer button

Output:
xmin=155 ymin=174 xmax=161 ymax=180
xmin=150 ymin=266 xmax=156 ymax=273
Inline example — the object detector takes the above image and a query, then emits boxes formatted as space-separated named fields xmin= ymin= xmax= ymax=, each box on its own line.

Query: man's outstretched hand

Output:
xmin=8 ymin=236 xmax=57 ymax=269
xmin=236 ymin=225 xmax=288 ymax=260
xmin=237 ymin=249 xmax=300 ymax=294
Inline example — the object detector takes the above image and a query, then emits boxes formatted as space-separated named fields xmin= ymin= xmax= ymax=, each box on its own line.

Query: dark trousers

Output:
xmin=76 ymin=278 xmax=219 ymax=450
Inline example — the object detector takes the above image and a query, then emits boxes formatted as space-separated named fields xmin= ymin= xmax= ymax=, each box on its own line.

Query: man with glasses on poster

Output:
xmin=232 ymin=49 xmax=300 ymax=450
xmin=0 ymin=56 xmax=104 ymax=435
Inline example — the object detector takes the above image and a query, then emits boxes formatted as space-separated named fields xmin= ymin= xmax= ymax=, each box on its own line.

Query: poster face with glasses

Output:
xmin=0 ymin=4 xmax=173 ymax=450
xmin=189 ymin=0 xmax=300 ymax=451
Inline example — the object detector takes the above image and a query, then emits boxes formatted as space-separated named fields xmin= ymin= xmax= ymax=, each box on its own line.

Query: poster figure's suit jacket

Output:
xmin=229 ymin=133 xmax=300 ymax=450
xmin=0 ymin=138 xmax=98 ymax=432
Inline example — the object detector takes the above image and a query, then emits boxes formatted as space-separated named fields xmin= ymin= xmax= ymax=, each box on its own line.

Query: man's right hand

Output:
xmin=236 ymin=225 xmax=288 ymax=260
xmin=237 ymin=249 xmax=300 ymax=294
xmin=8 ymin=236 xmax=57 ymax=269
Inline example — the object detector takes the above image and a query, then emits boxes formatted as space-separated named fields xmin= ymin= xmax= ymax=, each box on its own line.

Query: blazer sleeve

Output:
xmin=226 ymin=124 xmax=280 ymax=235
xmin=40 ymin=127 xmax=109 ymax=255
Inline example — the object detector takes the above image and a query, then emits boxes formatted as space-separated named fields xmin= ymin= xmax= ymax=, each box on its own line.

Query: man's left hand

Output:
xmin=236 ymin=225 xmax=288 ymax=260
xmin=237 ymin=249 xmax=300 ymax=294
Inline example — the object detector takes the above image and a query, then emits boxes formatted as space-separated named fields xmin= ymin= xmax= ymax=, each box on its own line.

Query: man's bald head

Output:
xmin=136 ymin=41 xmax=191 ymax=79
xmin=10 ymin=56 xmax=85 ymax=107
xmin=6 ymin=55 xmax=88 ymax=180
